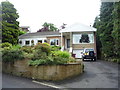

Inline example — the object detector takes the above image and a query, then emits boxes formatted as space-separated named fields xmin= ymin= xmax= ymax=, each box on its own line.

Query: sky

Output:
xmin=1 ymin=0 xmax=101 ymax=32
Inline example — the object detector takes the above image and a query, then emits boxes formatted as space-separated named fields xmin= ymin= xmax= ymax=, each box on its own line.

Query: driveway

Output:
xmin=51 ymin=60 xmax=119 ymax=88
xmin=43 ymin=60 xmax=119 ymax=89
xmin=2 ymin=60 xmax=119 ymax=89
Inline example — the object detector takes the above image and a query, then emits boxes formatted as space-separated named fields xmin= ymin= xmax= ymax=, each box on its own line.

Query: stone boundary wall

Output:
xmin=2 ymin=59 xmax=83 ymax=81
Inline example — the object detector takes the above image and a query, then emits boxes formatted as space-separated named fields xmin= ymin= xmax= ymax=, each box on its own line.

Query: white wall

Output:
xmin=19 ymin=38 xmax=47 ymax=46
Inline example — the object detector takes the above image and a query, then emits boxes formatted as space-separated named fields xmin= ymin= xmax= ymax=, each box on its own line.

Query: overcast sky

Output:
xmin=1 ymin=0 xmax=101 ymax=32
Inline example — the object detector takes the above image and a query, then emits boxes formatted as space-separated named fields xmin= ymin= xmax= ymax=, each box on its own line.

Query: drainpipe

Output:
xmin=61 ymin=32 xmax=63 ymax=51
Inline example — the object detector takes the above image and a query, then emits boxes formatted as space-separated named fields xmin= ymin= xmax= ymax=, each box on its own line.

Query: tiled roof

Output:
xmin=19 ymin=31 xmax=60 ymax=39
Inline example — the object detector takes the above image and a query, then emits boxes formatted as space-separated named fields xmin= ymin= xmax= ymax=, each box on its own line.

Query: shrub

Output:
xmin=52 ymin=51 xmax=70 ymax=58
xmin=34 ymin=43 xmax=51 ymax=55
xmin=51 ymin=46 xmax=61 ymax=51
xmin=2 ymin=49 xmax=24 ymax=63
xmin=12 ymin=45 xmax=21 ymax=50
xmin=23 ymin=52 xmax=34 ymax=59
xmin=28 ymin=59 xmax=46 ymax=66
xmin=31 ymin=50 xmax=47 ymax=60
xmin=20 ymin=46 xmax=33 ymax=53
xmin=67 ymin=57 xmax=76 ymax=63
xmin=43 ymin=42 xmax=50 ymax=46
xmin=28 ymin=56 xmax=68 ymax=66
xmin=0 ymin=42 xmax=12 ymax=48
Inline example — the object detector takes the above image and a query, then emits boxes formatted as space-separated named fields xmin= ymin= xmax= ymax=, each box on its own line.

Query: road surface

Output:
xmin=2 ymin=60 xmax=119 ymax=89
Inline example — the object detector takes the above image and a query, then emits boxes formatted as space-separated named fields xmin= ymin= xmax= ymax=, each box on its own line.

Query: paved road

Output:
xmin=2 ymin=73 xmax=53 ymax=88
xmin=2 ymin=60 xmax=119 ymax=89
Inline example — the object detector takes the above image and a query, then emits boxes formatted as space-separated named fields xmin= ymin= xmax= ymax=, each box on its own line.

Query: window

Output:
xmin=38 ymin=40 xmax=42 ymax=43
xmin=50 ymin=39 xmax=59 ymax=46
xmin=25 ymin=41 xmax=30 ymax=45
xmin=31 ymin=40 xmax=34 ymax=45
xmin=67 ymin=39 xmax=70 ymax=48
xmin=19 ymin=41 xmax=22 ymax=44
xmin=31 ymin=40 xmax=34 ymax=44
xmin=73 ymin=33 xmax=94 ymax=44
xmin=44 ymin=40 xmax=47 ymax=43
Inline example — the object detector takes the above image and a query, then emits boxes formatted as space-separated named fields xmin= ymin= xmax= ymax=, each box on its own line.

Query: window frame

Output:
xmin=25 ymin=40 xmax=30 ymax=45
xmin=73 ymin=33 xmax=94 ymax=44
xmin=50 ymin=38 xmax=59 ymax=46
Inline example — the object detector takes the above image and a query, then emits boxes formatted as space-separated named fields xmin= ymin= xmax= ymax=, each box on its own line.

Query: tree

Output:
xmin=37 ymin=22 xmax=58 ymax=32
xmin=112 ymin=2 xmax=120 ymax=58
xmin=93 ymin=2 xmax=120 ymax=59
xmin=19 ymin=30 xmax=26 ymax=36
xmin=93 ymin=16 xmax=102 ymax=59
xmin=60 ymin=23 xmax=67 ymax=29
xmin=1 ymin=1 xmax=19 ymax=45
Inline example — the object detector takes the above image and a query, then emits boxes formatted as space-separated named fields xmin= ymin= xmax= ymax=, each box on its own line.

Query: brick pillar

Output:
xmin=69 ymin=32 xmax=73 ymax=53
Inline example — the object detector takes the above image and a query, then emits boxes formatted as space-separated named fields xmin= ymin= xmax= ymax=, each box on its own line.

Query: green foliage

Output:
xmin=19 ymin=30 xmax=26 ymax=36
xmin=112 ymin=2 xmax=120 ymax=58
xmin=23 ymin=53 xmax=34 ymax=59
xmin=51 ymin=51 xmax=70 ymax=58
xmin=28 ymin=43 xmax=75 ymax=66
xmin=0 ymin=42 xmax=12 ymax=48
xmin=37 ymin=22 xmax=58 ymax=32
xmin=34 ymin=42 xmax=51 ymax=55
xmin=2 ymin=1 xmax=19 ymax=45
xmin=43 ymin=42 xmax=50 ymax=46
xmin=2 ymin=49 xmax=24 ymax=63
xmin=51 ymin=46 xmax=61 ymax=51
xmin=20 ymin=46 xmax=33 ymax=53
xmin=42 ymin=22 xmax=58 ymax=31
xmin=32 ymin=50 xmax=47 ymax=60
xmin=11 ymin=44 xmax=21 ymax=50
xmin=93 ymin=2 xmax=120 ymax=60
xmin=29 ymin=56 xmax=70 ymax=66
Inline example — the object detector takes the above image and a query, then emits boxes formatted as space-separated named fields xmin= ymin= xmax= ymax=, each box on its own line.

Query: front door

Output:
xmin=67 ymin=39 xmax=70 ymax=48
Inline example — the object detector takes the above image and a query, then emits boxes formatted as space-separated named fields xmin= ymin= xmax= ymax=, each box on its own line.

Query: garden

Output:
xmin=1 ymin=42 xmax=84 ymax=81
xmin=1 ymin=42 xmax=76 ymax=65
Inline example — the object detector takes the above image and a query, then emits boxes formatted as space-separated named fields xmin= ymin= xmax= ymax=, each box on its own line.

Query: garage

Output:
xmin=73 ymin=49 xmax=84 ymax=58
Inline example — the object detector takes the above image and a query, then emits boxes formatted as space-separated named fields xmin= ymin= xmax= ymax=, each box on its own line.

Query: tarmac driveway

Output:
xmin=49 ymin=60 xmax=119 ymax=88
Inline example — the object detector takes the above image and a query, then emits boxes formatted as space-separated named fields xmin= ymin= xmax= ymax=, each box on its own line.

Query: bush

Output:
xmin=29 ymin=56 xmax=68 ymax=66
xmin=0 ymin=42 xmax=12 ymax=48
xmin=43 ymin=42 xmax=50 ymax=46
xmin=51 ymin=51 xmax=70 ymax=58
xmin=2 ymin=49 xmax=24 ymax=63
xmin=51 ymin=46 xmax=61 ymax=51
xmin=28 ymin=59 xmax=46 ymax=66
xmin=12 ymin=45 xmax=21 ymax=50
xmin=34 ymin=43 xmax=51 ymax=55
xmin=67 ymin=57 xmax=76 ymax=63
xmin=20 ymin=46 xmax=33 ymax=53
xmin=23 ymin=52 xmax=34 ymax=59
xmin=31 ymin=50 xmax=47 ymax=60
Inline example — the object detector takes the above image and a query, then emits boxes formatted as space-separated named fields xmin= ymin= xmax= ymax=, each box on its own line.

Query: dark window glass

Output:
xmin=38 ymin=40 xmax=42 ymax=43
xmin=56 ymin=40 xmax=59 ymax=45
xmin=19 ymin=41 xmax=22 ymax=44
xmin=67 ymin=39 xmax=70 ymax=48
xmin=79 ymin=34 xmax=90 ymax=43
xmin=25 ymin=41 xmax=29 ymax=45
xmin=44 ymin=40 xmax=47 ymax=43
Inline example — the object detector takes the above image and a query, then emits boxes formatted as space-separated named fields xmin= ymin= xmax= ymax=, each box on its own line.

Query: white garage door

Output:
xmin=73 ymin=49 xmax=84 ymax=58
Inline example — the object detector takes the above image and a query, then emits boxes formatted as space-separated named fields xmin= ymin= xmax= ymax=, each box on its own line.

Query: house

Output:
xmin=18 ymin=23 xmax=97 ymax=58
